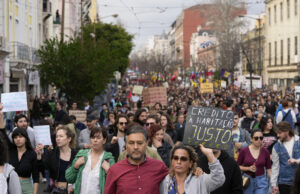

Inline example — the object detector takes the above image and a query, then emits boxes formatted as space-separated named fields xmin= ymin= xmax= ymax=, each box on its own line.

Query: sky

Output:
xmin=97 ymin=0 xmax=265 ymax=51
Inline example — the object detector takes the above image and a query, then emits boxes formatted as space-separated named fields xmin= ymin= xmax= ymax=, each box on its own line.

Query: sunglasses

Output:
xmin=253 ymin=136 xmax=263 ymax=141
xmin=172 ymin=155 xmax=189 ymax=162
xmin=146 ymin=122 xmax=154 ymax=126
xmin=119 ymin=122 xmax=127 ymax=126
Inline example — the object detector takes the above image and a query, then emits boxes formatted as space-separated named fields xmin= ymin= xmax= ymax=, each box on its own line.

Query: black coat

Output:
xmin=198 ymin=150 xmax=243 ymax=194
xmin=42 ymin=147 xmax=77 ymax=180
xmin=105 ymin=134 xmax=123 ymax=162
xmin=149 ymin=140 xmax=172 ymax=167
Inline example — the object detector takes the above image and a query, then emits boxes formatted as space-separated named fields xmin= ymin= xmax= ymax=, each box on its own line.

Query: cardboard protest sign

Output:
xmin=33 ymin=125 xmax=52 ymax=145
xmin=143 ymin=87 xmax=167 ymax=106
xmin=183 ymin=106 xmax=234 ymax=150
xmin=1 ymin=92 xmax=28 ymax=112
xmin=200 ymin=83 xmax=214 ymax=93
xmin=69 ymin=110 xmax=87 ymax=123
xmin=132 ymin=85 xmax=144 ymax=95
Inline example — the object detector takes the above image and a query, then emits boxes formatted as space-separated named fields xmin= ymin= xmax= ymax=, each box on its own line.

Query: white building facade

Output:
xmin=265 ymin=0 xmax=300 ymax=87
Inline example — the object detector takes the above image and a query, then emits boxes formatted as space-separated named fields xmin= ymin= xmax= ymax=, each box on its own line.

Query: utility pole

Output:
xmin=61 ymin=0 xmax=65 ymax=42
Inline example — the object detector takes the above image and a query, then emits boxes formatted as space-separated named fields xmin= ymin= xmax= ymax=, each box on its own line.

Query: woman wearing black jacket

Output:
xmin=160 ymin=113 xmax=177 ymax=144
xmin=36 ymin=126 xmax=77 ymax=194
xmin=148 ymin=124 xmax=172 ymax=167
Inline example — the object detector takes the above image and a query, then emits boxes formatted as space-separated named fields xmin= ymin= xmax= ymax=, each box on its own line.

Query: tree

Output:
xmin=210 ymin=0 xmax=246 ymax=82
xmin=38 ymin=22 xmax=133 ymax=103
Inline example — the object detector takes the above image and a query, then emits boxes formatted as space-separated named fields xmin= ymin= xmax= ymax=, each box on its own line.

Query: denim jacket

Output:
xmin=271 ymin=135 xmax=300 ymax=186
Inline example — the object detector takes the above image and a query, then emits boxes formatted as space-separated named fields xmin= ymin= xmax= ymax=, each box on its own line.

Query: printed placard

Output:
xmin=1 ymin=92 xmax=28 ymax=112
xmin=34 ymin=125 xmax=52 ymax=145
xmin=183 ymin=106 xmax=234 ymax=150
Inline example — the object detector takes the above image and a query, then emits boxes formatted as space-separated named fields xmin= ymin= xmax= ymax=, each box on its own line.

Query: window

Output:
xmin=269 ymin=42 xmax=272 ymax=66
xmin=281 ymin=40 xmax=284 ymax=65
xmin=275 ymin=41 xmax=277 ymax=65
xmin=274 ymin=5 xmax=277 ymax=23
xmin=280 ymin=2 xmax=283 ymax=21
xmin=295 ymin=36 xmax=298 ymax=55
xmin=269 ymin=8 xmax=271 ymax=25
xmin=288 ymin=38 xmax=290 ymax=64
xmin=296 ymin=0 xmax=298 ymax=16
xmin=287 ymin=0 xmax=290 ymax=18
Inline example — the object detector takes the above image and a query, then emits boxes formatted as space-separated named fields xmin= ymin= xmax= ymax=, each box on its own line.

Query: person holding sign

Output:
xmin=237 ymin=129 xmax=271 ymax=194
xmin=160 ymin=144 xmax=225 ymax=194
xmin=36 ymin=126 xmax=77 ymax=194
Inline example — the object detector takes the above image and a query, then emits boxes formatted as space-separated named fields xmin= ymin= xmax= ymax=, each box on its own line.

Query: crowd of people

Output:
xmin=0 ymin=82 xmax=300 ymax=194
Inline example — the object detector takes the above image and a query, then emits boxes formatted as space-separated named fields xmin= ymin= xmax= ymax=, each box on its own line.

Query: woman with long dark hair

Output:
xmin=160 ymin=113 xmax=177 ymax=144
xmin=258 ymin=116 xmax=277 ymax=153
xmin=237 ymin=129 xmax=271 ymax=194
xmin=9 ymin=128 xmax=40 ymax=194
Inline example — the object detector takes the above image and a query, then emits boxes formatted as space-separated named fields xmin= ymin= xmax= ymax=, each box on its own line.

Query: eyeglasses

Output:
xmin=119 ymin=122 xmax=127 ymax=126
xmin=172 ymin=155 xmax=188 ymax=162
xmin=146 ymin=122 xmax=154 ymax=126
xmin=253 ymin=136 xmax=263 ymax=141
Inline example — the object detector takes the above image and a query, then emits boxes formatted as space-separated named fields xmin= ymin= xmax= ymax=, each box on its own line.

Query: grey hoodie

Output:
xmin=160 ymin=159 xmax=225 ymax=194
xmin=2 ymin=163 xmax=22 ymax=194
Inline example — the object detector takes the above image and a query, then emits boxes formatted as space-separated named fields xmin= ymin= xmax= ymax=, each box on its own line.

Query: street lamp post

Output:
xmin=239 ymin=15 xmax=262 ymax=76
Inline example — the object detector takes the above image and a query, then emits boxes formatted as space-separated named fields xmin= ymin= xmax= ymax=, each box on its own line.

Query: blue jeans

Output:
xmin=244 ymin=174 xmax=269 ymax=194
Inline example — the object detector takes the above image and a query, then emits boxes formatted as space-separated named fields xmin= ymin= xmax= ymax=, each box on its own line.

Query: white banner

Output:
xmin=33 ymin=125 xmax=52 ymax=145
xmin=1 ymin=92 xmax=28 ymax=112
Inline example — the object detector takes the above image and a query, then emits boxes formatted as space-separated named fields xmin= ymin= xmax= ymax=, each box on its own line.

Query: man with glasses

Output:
xmin=146 ymin=115 xmax=174 ymax=146
xmin=105 ymin=115 xmax=128 ymax=162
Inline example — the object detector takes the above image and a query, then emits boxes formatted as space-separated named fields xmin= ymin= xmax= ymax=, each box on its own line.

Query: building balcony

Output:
xmin=9 ymin=42 xmax=41 ymax=68
xmin=43 ymin=0 xmax=52 ymax=21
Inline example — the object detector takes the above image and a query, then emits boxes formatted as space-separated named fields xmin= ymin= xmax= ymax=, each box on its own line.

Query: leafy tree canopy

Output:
xmin=38 ymin=22 xmax=133 ymax=103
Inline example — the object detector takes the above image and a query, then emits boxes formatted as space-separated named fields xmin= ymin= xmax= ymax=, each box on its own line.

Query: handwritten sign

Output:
xmin=34 ymin=125 xmax=52 ymax=145
xmin=69 ymin=110 xmax=87 ymax=123
xmin=143 ymin=87 xmax=167 ymax=106
xmin=200 ymin=83 xmax=214 ymax=93
xmin=1 ymin=92 xmax=28 ymax=112
xmin=183 ymin=106 xmax=234 ymax=150
xmin=132 ymin=85 xmax=144 ymax=95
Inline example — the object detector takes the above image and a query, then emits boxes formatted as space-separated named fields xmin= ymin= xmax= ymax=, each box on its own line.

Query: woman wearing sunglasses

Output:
xmin=237 ymin=129 xmax=272 ymax=194
xmin=160 ymin=144 xmax=225 ymax=194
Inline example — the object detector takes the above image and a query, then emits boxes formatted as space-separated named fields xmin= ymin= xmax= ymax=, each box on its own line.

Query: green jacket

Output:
xmin=65 ymin=149 xmax=115 ymax=194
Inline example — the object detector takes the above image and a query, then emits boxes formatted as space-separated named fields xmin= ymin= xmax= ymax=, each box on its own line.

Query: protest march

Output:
xmin=0 ymin=76 xmax=300 ymax=194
